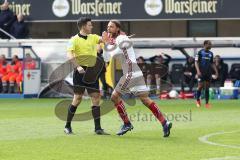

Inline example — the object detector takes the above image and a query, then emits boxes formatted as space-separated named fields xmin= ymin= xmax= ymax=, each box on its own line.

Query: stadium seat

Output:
xmin=229 ymin=63 xmax=240 ymax=80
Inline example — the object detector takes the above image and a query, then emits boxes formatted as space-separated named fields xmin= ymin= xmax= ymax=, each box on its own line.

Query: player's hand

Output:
xmin=102 ymin=31 xmax=109 ymax=43
xmin=184 ymin=72 xmax=192 ymax=76
xmin=197 ymin=71 xmax=202 ymax=78
xmin=77 ymin=66 xmax=85 ymax=74
xmin=212 ymin=74 xmax=218 ymax=80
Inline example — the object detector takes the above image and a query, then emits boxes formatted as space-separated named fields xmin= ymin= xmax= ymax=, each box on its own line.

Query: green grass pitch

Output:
xmin=0 ymin=99 xmax=239 ymax=160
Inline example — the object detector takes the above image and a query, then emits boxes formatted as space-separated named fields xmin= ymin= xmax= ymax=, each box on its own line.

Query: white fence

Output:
xmin=1 ymin=37 xmax=240 ymax=82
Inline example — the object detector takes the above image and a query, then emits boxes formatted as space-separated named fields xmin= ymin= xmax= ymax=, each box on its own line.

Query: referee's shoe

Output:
xmin=95 ymin=129 xmax=110 ymax=135
xmin=64 ymin=128 xmax=110 ymax=135
xmin=64 ymin=127 xmax=73 ymax=135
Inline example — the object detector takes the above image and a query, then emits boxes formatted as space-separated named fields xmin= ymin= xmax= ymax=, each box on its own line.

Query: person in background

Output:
xmin=181 ymin=56 xmax=196 ymax=93
xmin=0 ymin=54 xmax=8 ymax=92
xmin=2 ymin=55 xmax=22 ymax=93
xmin=137 ymin=56 xmax=149 ymax=83
xmin=212 ymin=55 xmax=228 ymax=87
xmin=0 ymin=1 xmax=15 ymax=39
xmin=10 ymin=13 xmax=29 ymax=39
xmin=24 ymin=53 xmax=36 ymax=69
xmin=149 ymin=53 xmax=172 ymax=94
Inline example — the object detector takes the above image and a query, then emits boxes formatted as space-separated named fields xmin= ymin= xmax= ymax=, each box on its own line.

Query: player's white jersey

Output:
xmin=103 ymin=35 xmax=142 ymax=77
xmin=103 ymin=34 xmax=149 ymax=95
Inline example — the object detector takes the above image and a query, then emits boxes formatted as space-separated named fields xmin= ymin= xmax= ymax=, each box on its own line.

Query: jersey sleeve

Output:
xmin=102 ymin=44 xmax=121 ymax=62
xmin=116 ymin=35 xmax=131 ymax=49
xmin=195 ymin=51 xmax=201 ymax=62
xmin=67 ymin=37 xmax=75 ymax=52
xmin=92 ymin=34 xmax=101 ymax=44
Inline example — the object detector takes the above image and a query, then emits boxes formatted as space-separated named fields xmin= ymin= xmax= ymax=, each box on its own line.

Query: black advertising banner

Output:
xmin=2 ymin=0 xmax=240 ymax=22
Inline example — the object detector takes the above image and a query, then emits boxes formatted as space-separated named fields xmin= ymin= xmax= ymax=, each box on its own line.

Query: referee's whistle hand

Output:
xmin=77 ymin=66 xmax=85 ymax=73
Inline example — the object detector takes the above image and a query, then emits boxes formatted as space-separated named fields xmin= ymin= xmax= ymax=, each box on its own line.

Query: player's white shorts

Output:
xmin=115 ymin=71 xmax=149 ymax=96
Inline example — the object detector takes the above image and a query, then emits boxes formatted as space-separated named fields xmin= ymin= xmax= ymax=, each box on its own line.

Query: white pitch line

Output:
xmin=198 ymin=130 xmax=240 ymax=149
xmin=201 ymin=156 xmax=240 ymax=160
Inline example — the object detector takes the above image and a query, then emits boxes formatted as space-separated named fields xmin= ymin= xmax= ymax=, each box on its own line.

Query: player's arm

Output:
xmin=101 ymin=31 xmax=110 ymax=44
xmin=93 ymin=33 xmax=112 ymax=63
xmin=102 ymin=43 xmax=121 ymax=62
xmin=67 ymin=38 xmax=85 ymax=73
xmin=67 ymin=51 xmax=85 ymax=73
xmin=97 ymin=31 xmax=109 ymax=44
xmin=162 ymin=53 xmax=172 ymax=64
xmin=195 ymin=52 xmax=202 ymax=77
xmin=211 ymin=63 xmax=218 ymax=79
xmin=102 ymin=34 xmax=124 ymax=62
xmin=98 ymin=37 xmax=104 ymax=44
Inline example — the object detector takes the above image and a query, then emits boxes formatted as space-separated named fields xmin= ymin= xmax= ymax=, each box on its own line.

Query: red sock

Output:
xmin=147 ymin=102 xmax=166 ymax=125
xmin=115 ymin=101 xmax=130 ymax=124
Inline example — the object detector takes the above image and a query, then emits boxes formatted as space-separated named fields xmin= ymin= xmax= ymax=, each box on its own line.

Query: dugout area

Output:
xmin=0 ymin=43 xmax=41 ymax=98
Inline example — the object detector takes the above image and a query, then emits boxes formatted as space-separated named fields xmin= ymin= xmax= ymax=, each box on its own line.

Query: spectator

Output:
xmin=0 ymin=1 xmax=15 ymax=39
xmin=212 ymin=55 xmax=228 ymax=87
xmin=229 ymin=64 xmax=240 ymax=81
xmin=137 ymin=56 xmax=149 ymax=83
xmin=181 ymin=56 xmax=196 ymax=92
xmin=24 ymin=53 xmax=36 ymax=69
xmin=2 ymin=55 xmax=22 ymax=93
xmin=10 ymin=14 xmax=28 ymax=39
xmin=149 ymin=53 xmax=172 ymax=94
xmin=0 ymin=54 xmax=8 ymax=92
xmin=0 ymin=54 xmax=7 ymax=78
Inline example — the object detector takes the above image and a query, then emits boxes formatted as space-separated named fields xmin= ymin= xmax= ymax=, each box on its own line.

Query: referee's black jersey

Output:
xmin=195 ymin=49 xmax=214 ymax=75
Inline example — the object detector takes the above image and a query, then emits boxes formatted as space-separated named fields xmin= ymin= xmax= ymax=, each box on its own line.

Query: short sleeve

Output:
xmin=103 ymin=43 xmax=121 ymax=62
xmin=195 ymin=51 xmax=201 ymax=62
xmin=92 ymin=34 xmax=100 ymax=44
xmin=67 ymin=38 xmax=75 ymax=52
xmin=116 ymin=35 xmax=131 ymax=49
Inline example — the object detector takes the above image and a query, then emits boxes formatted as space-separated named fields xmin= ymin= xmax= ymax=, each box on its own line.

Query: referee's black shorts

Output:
xmin=73 ymin=66 xmax=100 ymax=94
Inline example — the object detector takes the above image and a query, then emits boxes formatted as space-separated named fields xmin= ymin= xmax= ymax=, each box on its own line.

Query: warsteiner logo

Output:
xmin=70 ymin=0 xmax=122 ymax=16
xmin=165 ymin=0 xmax=218 ymax=15
xmin=145 ymin=0 xmax=163 ymax=16
xmin=52 ymin=0 xmax=70 ymax=17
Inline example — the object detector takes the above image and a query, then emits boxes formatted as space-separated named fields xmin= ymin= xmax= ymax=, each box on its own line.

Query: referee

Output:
xmin=64 ymin=17 xmax=109 ymax=135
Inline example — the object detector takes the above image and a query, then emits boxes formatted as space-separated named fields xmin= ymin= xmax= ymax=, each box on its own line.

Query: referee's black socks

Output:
xmin=65 ymin=104 xmax=77 ymax=128
xmin=92 ymin=106 xmax=102 ymax=131
xmin=205 ymin=88 xmax=209 ymax=104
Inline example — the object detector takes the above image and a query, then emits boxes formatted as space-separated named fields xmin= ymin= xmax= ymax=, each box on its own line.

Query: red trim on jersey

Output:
xmin=107 ymin=31 xmax=126 ymax=45
xmin=121 ymin=47 xmax=133 ymax=90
